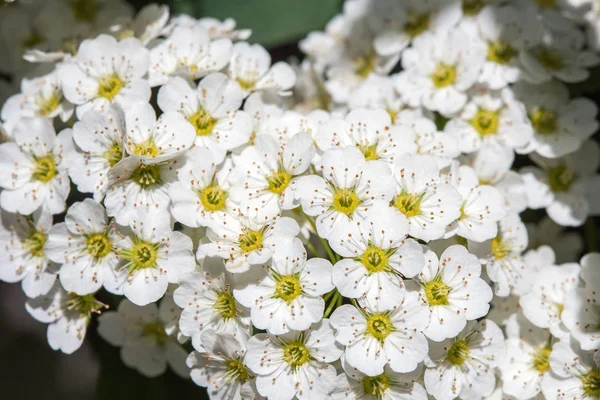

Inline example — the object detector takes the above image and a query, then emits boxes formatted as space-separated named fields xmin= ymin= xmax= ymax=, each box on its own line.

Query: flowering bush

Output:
xmin=1 ymin=0 xmax=600 ymax=399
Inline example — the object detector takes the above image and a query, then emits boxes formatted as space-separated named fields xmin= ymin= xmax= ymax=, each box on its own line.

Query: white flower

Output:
xmin=114 ymin=3 xmax=170 ymax=46
xmin=347 ymin=74 xmax=404 ymax=118
xmin=169 ymin=147 xmax=238 ymax=230
xmin=391 ymin=154 xmax=462 ymax=242
xmin=0 ymin=118 xmax=72 ymax=215
xmin=414 ymin=245 xmax=493 ymax=342
xmin=97 ymin=296 xmax=189 ymax=378
xmin=332 ymin=357 xmax=428 ymax=400
xmin=112 ymin=210 xmax=195 ymax=305
xmin=26 ymin=281 xmax=106 ymax=354
xmin=1 ymin=71 xmax=73 ymax=135
xmin=234 ymin=238 xmax=333 ymax=334
xmin=521 ymin=141 xmax=600 ymax=227
xmin=541 ymin=336 xmax=600 ymax=400
xmin=330 ymin=291 xmax=430 ymax=377
xmin=371 ymin=0 xmax=463 ymax=57
xmin=157 ymin=74 xmax=253 ymax=160
xmin=499 ymin=312 xmax=554 ymax=400
xmin=328 ymin=207 xmax=424 ymax=309
xmin=200 ymin=213 xmax=299 ymax=273
xmin=296 ymin=146 xmax=395 ymax=239
xmin=123 ymin=101 xmax=195 ymax=164
xmin=519 ymin=262 xmax=580 ymax=338
xmin=0 ymin=208 xmax=57 ymax=297
xmin=315 ymin=108 xmax=417 ymax=166
xmin=228 ymin=42 xmax=296 ymax=96
xmin=474 ymin=4 xmax=542 ymax=89
xmin=245 ymin=320 xmax=343 ymax=400
xmin=69 ymin=105 xmax=126 ymax=201
xmin=148 ymin=25 xmax=232 ymax=87
xmin=59 ymin=35 xmax=151 ymax=119
xmin=562 ymin=253 xmax=600 ymax=351
xmin=512 ymin=80 xmax=599 ymax=158
xmin=424 ymin=319 xmax=506 ymax=400
xmin=104 ymin=155 xmax=178 ymax=226
xmin=197 ymin=17 xmax=252 ymax=40
xmin=233 ymin=133 xmax=315 ymax=220
xmin=173 ymin=258 xmax=251 ymax=351
xmin=395 ymin=109 xmax=460 ymax=169
xmin=395 ymin=27 xmax=485 ymax=117
xmin=187 ymin=330 xmax=263 ymax=400
xmin=527 ymin=216 xmax=583 ymax=264
xmin=45 ymin=199 xmax=121 ymax=296
xmin=465 ymin=144 xmax=528 ymax=213
xmin=443 ymin=163 xmax=507 ymax=242
xmin=444 ymin=88 xmax=533 ymax=154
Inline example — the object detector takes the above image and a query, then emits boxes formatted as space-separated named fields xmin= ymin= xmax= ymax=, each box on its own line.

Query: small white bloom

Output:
xmin=424 ymin=319 xmax=506 ymax=400
xmin=234 ymin=238 xmax=333 ymax=334
xmin=391 ymin=154 xmax=462 ymax=242
xmin=157 ymin=74 xmax=253 ymax=159
xmin=330 ymin=291 xmax=430 ymax=376
xmin=245 ymin=320 xmax=343 ymax=400
xmin=197 ymin=17 xmax=252 ymax=41
xmin=0 ymin=208 xmax=57 ymax=297
xmin=174 ymin=258 xmax=251 ymax=351
xmin=200 ymin=213 xmax=299 ymax=273
xmin=519 ymin=262 xmax=580 ymax=338
xmin=562 ymin=253 xmax=600 ymax=351
xmin=228 ymin=42 xmax=296 ymax=96
xmin=149 ymin=25 xmax=232 ymax=87
xmin=45 ymin=199 xmax=121 ymax=296
xmin=97 ymin=296 xmax=189 ymax=378
xmin=328 ymin=207 xmax=424 ymax=309
xmin=415 ymin=245 xmax=492 ymax=342
xmin=187 ymin=330 xmax=263 ymax=400
xmin=60 ymin=35 xmax=151 ymax=118
xmin=0 ymin=118 xmax=72 ymax=215
xmin=112 ymin=210 xmax=195 ymax=305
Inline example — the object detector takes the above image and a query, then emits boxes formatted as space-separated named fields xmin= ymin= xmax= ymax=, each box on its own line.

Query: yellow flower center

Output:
xmin=362 ymin=245 xmax=389 ymax=273
xmin=104 ymin=142 xmax=124 ymax=167
xmin=531 ymin=346 xmax=552 ymax=374
xmin=491 ymin=236 xmax=510 ymax=259
xmin=267 ymin=171 xmax=292 ymax=194
xmin=471 ymin=109 xmax=499 ymax=136
xmin=332 ymin=188 xmax=360 ymax=216
xmin=581 ymin=370 xmax=600 ymax=398
xmin=366 ymin=312 xmax=394 ymax=341
xmin=404 ymin=12 xmax=430 ymax=37
xmin=283 ymin=341 xmax=311 ymax=369
xmin=238 ymin=230 xmax=263 ymax=253
xmin=236 ymin=71 xmax=259 ymax=91
xmin=131 ymin=164 xmax=162 ymax=188
xmin=363 ymin=374 xmax=391 ymax=397
xmin=36 ymin=93 xmax=61 ymax=117
xmin=537 ymin=48 xmax=563 ymax=71
xmin=394 ymin=192 xmax=423 ymax=218
xmin=66 ymin=293 xmax=106 ymax=316
xmin=24 ymin=230 xmax=47 ymax=258
xmin=354 ymin=54 xmax=377 ymax=78
xmin=213 ymin=291 xmax=238 ymax=319
xmin=547 ymin=165 xmax=576 ymax=193
xmin=120 ymin=239 xmax=159 ymax=273
xmin=487 ymin=41 xmax=517 ymax=65
xmin=357 ymin=142 xmax=379 ymax=161
xmin=133 ymin=139 xmax=159 ymax=158
xmin=86 ymin=233 xmax=112 ymax=259
xmin=188 ymin=109 xmax=216 ymax=136
xmin=225 ymin=359 xmax=250 ymax=383
xmin=142 ymin=322 xmax=168 ymax=345
xmin=447 ymin=339 xmax=471 ymax=366
xmin=530 ymin=108 xmax=558 ymax=135
xmin=97 ymin=74 xmax=123 ymax=101
xmin=424 ymin=277 xmax=451 ymax=306
xmin=275 ymin=274 xmax=303 ymax=303
xmin=431 ymin=64 xmax=456 ymax=88
xmin=199 ymin=185 xmax=228 ymax=212
xmin=32 ymin=155 xmax=57 ymax=183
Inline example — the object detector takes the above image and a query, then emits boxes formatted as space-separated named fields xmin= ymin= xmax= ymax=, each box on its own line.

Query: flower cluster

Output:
xmin=1 ymin=0 xmax=600 ymax=399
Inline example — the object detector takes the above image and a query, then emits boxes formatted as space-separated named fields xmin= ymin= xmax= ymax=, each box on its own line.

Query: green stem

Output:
xmin=324 ymin=291 xmax=342 ymax=318
xmin=305 ymin=241 xmax=319 ymax=257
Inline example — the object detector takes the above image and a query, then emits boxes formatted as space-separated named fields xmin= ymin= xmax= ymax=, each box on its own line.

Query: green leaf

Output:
xmin=171 ymin=0 xmax=342 ymax=46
